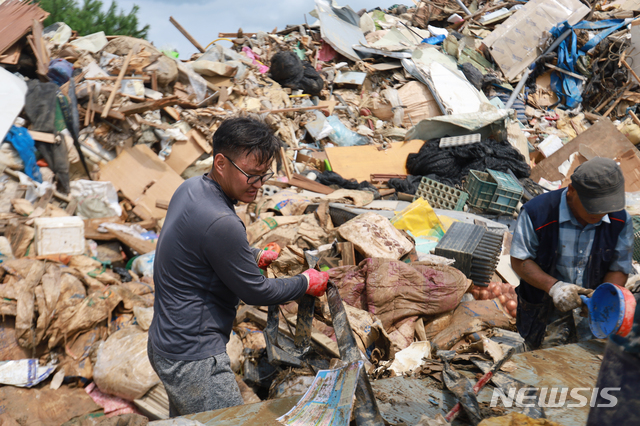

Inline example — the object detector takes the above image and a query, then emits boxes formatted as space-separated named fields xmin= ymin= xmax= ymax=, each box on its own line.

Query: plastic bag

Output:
xmin=70 ymin=180 xmax=122 ymax=219
xmin=131 ymin=251 xmax=155 ymax=277
xmin=93 ymin=325 xmax=159 ymax=400
xmin=0 ymin=359 xmax=55 ymax=387
xmin=326 ymin=115 xmax=369 ymax=146
xmin=391 ymin=198 xmax=445 ymax=239
xmin=4 ymin=126 xmax=42 ymax=182
xmin=174 ymin=60 xmax=207 ymax=103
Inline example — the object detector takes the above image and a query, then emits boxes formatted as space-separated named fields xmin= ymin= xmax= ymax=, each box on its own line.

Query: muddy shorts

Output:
xmin=147 ymin=341 xmax=244 ymax=417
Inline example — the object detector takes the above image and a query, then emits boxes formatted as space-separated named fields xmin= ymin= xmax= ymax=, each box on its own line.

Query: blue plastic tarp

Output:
xmin=549 ymin=19 xmax=627 ymax=108
xmin=4 ymin=126 xmax=42 ymax=183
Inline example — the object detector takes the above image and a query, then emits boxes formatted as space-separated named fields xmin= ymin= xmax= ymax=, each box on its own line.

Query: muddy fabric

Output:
xmin=329 ymin=258 xmax=469 ymax=350
xmin=147 ymin=341 xmax=243 ymax=417
xmin=430 ymin=300 xmax=514 ymax=350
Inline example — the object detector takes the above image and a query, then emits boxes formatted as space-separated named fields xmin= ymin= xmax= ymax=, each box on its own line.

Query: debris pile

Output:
xmin=1 ymin=0 xmax=640 ymax=424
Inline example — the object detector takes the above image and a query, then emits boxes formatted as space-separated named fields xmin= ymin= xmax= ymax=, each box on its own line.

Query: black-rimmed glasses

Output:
xmin=223 ymin=154 xmax=274 ymax=185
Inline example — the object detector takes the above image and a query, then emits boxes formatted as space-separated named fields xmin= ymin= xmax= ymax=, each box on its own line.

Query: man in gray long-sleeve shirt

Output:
xmin=148 ymin=117 xmax=329 ymax=416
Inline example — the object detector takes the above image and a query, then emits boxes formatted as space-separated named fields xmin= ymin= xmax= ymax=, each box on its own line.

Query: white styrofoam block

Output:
xmin=34 ymin=216 xmax=85 ymax=256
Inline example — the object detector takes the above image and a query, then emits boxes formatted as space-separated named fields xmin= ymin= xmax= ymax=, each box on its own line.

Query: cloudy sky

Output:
xmin=114 ymin=0 xmax=395 ymax=58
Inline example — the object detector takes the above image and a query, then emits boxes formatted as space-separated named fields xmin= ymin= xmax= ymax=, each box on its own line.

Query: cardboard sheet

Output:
xmin=398 ymin=81 xmax=442 ymax=127
xmin=325 ymin=140 xmax=424 ymax=183
xmin=482 ymin=0 xmax=590 ymax=81
xmin=98 ymin=144 xmax=184 ymax=220
xmin=165 ymin=129 xmax=209 ymax=175
xmin=531 ymin=118 xmax=640 ymax=191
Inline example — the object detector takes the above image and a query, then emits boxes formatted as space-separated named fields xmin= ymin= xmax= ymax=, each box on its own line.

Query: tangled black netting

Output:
xmin=312 ymin=170 xmax=380 ymax=199
xmin=406 ymin=138 xmax=530 ymax=187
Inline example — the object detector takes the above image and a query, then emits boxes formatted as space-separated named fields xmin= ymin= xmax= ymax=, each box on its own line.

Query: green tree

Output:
xmin=39 ymin=0 xmax=150 ymax=39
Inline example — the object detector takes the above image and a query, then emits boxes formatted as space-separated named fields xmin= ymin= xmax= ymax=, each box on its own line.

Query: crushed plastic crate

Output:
xmin=487 ymin=169 xmax=523 ymax=214
xmin=633 ymin=216 xmax=640 ymax=262
xmin=434 ymin=221 xmax=503 ymax=287
xmin=465 ymin=169 xmax=523 ymax=215
xmin=466 ymin=170 xmax=496 ymax=211
xmin=413 ymin=176 xmax=468 ymax=211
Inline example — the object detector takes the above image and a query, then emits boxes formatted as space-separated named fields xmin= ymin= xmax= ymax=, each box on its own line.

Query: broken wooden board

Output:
xmin=325 ymin=140 xmax=425 ymax=183
xmin=84 ymin=217 xmax=157 ymax=241
xmin=530 ymin=118 xmax=638 ymax=185
xmin=164 ymin=129 xmax=208 ymax=175
xmin=118 ymin=96 xmax=182 ymax=116
xmin=109 ymin=228 xmax=156 ymax=254
xmin=289 ymin=173 xmax=334 ymax=195
xmin=28 ymin=130 xmax=55 ymax=143
xmin=98 ymin=144 xmax=184 ymax=220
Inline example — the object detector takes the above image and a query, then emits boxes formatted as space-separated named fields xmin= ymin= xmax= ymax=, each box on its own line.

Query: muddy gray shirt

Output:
xmin=149 ymin=174 xmax=307 ymax=361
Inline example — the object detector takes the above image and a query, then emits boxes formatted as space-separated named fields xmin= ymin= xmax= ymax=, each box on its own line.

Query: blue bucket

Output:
xmin=580 ymin=283 xmax=628 ymax=339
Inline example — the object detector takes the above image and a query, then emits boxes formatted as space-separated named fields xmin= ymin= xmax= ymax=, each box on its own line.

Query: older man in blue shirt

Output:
xmin=510 ymin=157 xmax=634 ymax=349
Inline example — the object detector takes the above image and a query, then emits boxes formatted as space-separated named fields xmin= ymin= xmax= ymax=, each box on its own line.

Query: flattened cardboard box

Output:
xmin=482 ymin=0 xmax=590 ymax=81
xmin=98 ymin=144 xmax=184 ymax=220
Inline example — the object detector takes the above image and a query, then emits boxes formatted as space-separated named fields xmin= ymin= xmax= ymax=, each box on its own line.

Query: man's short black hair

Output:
xmin=212 ymin=116 xmax=280 ymax=166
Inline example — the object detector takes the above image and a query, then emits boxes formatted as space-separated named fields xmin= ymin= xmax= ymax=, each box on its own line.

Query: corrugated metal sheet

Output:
xmin=177 ymin=341 xmax=606 ymax=425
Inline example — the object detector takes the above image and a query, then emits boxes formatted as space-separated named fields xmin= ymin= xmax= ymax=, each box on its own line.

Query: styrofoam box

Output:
xmin=34 ymin=216 xmax=85 ymax=256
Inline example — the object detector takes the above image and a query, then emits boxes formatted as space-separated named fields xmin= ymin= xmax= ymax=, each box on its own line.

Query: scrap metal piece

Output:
xmin=294 ymin=294 xmax=315 ymax=349
xmin=327 ymin=282 xmax=385 ymax=426
xmin=438 ymin=351 xmax=483 ymax=426
xmin=264 ymin=305 xmax=305 ymax=368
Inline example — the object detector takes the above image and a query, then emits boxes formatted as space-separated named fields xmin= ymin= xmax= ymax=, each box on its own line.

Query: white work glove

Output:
xmin=548 ymin=281 xmax=593 ymax=312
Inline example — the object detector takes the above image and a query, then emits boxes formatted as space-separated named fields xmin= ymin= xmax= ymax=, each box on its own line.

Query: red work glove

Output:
xmin=302 ymin=269 xmax=329 ymax=297
xmin=258 ymin=250 xmax=278 ymax=269
xmin=257 ymin=243 xmax=281 ymax=269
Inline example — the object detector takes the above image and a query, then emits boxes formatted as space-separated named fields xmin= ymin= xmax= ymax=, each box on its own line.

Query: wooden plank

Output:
xmin=102 ymin=44 xmax=138 ymax=118
xmin=163 ymin=106 xmax=181 ymax=121
xmin=289 ymin=173 xmax=334 ymax=194
xmin=337 ymin=242 xmax=355 ymax=266
xmin=529 ymin=118 xmax=638 ymax=185
xmin=155 ymin=200 xmax=169 ymax=210
xmin=169 ymin=16 xmax=205 ymax=53
xmin=85 ymin=76 xmax=150 ymax=82
xmin=117 ymin=96 xmax=181 ymax=116
xmin=31 ymin=19 xmax=49 ymax=79
xmin=0 ymin=38 xmax=24 ymax=65
xmin=28 ymin=130 xmax=55 ymax=143
xmin=90 ymin=103 xmax=125 ymax=120
xmin=325 ymin=140 xmax=425 ymax=183
xmin=109 ymin=228 xmax=157 ymax=254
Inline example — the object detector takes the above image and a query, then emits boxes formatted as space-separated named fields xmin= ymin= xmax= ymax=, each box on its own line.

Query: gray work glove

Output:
xmin=548 ymin=281 xmax=594 ymax=312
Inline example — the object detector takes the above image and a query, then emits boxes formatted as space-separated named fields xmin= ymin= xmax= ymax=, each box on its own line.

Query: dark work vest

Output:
xmin=515 ymin=189 xmax=627 ymax=349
